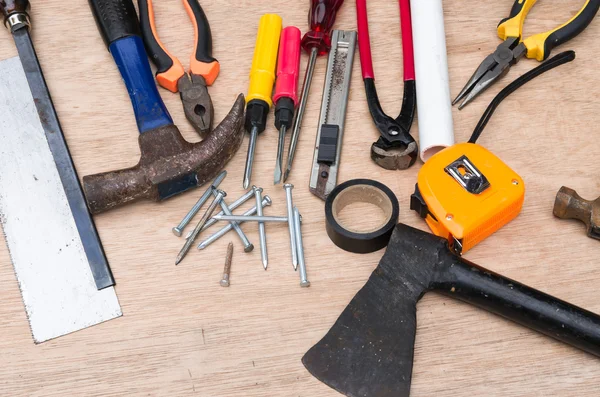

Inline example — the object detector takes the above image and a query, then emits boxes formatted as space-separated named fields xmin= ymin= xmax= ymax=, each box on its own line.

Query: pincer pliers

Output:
xmin=356 ymin=0 xmax=418 ymax=170
xmin=454 ymin=0 xmax=600 ymax=109
xmin=138 ymin=0 xmax=220 ymax=136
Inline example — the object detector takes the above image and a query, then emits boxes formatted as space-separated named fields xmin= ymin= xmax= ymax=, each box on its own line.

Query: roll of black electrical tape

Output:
xmin=325 ymin=179 xmax=399 ymax=254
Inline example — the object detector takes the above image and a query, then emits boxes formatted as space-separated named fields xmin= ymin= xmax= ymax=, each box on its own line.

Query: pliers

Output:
xmin=138 ymin=0 xmax=220 ymax=136
xmin=454 ymin=0 xmax=600 ymax=109
xmin=356 ymin=0 xmax=418 ymax=170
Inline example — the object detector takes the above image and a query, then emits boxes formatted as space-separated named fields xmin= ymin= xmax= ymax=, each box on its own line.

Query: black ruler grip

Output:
xmin=89 ymin=0 xmax=141 ymax=49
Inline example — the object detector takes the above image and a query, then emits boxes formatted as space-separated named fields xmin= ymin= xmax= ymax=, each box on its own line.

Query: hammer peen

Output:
xmin=554 ymin=186 xmax=600 ymax=240
xmin=85 ymin=0 xmax=245 ymax=214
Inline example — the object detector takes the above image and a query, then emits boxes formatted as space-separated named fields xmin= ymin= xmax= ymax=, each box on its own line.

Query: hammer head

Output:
xmin=83 ymin=94 xmax=245 ymax=214
xmin=302 ymin=224 xmax=447 ymax=397
xmin=553 ymin=186 xmax=600 ymax=240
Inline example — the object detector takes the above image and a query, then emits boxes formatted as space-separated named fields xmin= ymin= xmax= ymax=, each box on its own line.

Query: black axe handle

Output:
xmin=435 ymin=255 xmax=600 ymax=357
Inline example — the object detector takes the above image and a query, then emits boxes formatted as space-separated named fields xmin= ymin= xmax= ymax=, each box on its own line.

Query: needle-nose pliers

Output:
xmin=138 ymin=0 xmax=220 ymax=136
xmin=454 ymin=0 xmax=599 ymax=109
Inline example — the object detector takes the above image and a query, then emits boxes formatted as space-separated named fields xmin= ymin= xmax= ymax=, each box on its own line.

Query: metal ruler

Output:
xmin=309 ymin=30 xmax=357 ymax=200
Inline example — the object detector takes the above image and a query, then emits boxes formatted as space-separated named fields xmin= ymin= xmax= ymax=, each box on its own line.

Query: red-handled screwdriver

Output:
xmin=274 ymin=26 xmax=301 ymax=184
xmin=282 ymin=0 xmax=345 ymax=183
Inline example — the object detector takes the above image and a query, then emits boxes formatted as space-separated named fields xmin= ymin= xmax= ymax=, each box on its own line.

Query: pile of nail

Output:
xmin=173 ymin=170 xmax=309 ymax=288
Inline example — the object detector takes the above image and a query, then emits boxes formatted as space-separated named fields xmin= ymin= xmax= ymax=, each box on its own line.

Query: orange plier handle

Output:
xmin=138 ymin=0 xmax=220 ymax=92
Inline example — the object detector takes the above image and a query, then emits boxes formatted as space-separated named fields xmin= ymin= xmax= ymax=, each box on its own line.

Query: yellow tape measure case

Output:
xmin=411 ymin=143 xmax=525 ymax=254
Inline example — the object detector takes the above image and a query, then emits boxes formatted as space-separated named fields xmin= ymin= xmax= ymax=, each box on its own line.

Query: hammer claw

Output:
xmin=83 ymin=94 xmax=245 ymax=214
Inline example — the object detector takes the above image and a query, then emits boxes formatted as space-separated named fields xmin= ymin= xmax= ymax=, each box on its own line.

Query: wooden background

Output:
xmin=1 ymin=0 xmax=599 ymax=396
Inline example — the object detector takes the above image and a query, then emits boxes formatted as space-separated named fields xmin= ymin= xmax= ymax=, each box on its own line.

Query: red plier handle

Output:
xmin=357 ymin=0 xmax=414 ymax=81
xmin=357 ymin=0 xmax=418 ymax=170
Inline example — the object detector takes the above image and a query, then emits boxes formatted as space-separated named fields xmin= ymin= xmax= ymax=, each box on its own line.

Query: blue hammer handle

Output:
xmin=89 ymin=0 xmax=172 ymax=133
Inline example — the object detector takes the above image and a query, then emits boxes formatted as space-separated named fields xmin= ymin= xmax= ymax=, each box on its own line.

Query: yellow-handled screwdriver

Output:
xmin=243 ymin=14 xmax=282 ymax=189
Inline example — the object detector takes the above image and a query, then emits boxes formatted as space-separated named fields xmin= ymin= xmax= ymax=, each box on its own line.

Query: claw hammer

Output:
xmin=85 ymin=0 xmax=245 ymax=214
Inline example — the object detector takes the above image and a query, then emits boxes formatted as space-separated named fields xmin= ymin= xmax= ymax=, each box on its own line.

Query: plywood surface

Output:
xmin=0 ymin=1 xmax=599 ymax=396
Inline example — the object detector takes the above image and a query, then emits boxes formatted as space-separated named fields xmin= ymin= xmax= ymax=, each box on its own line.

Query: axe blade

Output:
xmin=301 ymin=224 xmax=442 ymax=397
xmin=302 ymin=275 xmax=416 ymax=397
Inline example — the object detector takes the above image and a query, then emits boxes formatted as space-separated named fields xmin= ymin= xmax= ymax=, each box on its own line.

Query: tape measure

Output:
xmin=410 ymin=143 xmax=524 ymax=254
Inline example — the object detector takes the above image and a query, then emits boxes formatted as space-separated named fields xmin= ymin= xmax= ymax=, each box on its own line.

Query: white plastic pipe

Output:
xmin=410 ymin=0 xmax=454 ymax=161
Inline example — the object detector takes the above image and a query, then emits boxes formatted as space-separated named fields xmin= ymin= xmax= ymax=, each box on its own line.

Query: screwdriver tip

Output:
xmin=263 ymin=259 xmax=268 ymax=270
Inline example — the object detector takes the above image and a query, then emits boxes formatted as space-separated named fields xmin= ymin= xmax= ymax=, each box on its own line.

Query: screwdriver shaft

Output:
xmin=274 ymin=125 xmax=286 ymax=184
xmin=243 ymin=126 xmax=259 ymax=190
xmin=284 ymin=47 xmax=318 ymax=182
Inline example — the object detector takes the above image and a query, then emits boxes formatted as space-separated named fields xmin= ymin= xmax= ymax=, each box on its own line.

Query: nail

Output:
xmin=213 ymin=190 xmax=254 ymax=253
xmin=213 ymin=215 xmax=289 ymax=223
xmin=253 ymin=186 xmax=268 ymax=270
xmin=172 ymin=170 xmax=227 ymax=236
xmin=198 ymin=196 xmax=272 ymax=250
xmin=294 ymin=207 xmax=310 ymax=288
xmin=185 ymin=189 xmax=256 ymax=239
xmin=220 ymin=242 xmax=234 ymax=287
xmin=283 ymin=184 xmax=298 ymax=270
xmin=176 ymin=189 xmax=225 ymax=265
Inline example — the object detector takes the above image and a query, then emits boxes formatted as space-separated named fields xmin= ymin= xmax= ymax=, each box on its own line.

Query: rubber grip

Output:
xmin=539 ymin=0 xmax=600 ymax=60
xmin=184 ymin=0 xmax=220 ymax=85
xmin=356 ymin=0 xmax=374 ymax=79
xmin=399 ymin=0 xmax=415 ymax=81
xmin=138 ymin=0 xmax=176 ymax=75
xmin=109 ymin=36 xmax=173 ymax=133
xmin=497 ymin=0 xmax=536 ymax=40
xmin=89 ymin=0 xmax=141 ymax=48
xmin=183 ymin=0 xmax=215 ymax=64
xmin=274 ymin=26 xmax=301 ymax=105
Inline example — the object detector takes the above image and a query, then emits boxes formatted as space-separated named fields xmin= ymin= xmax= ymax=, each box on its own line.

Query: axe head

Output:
xmin=302 ymin=224 xmax=446 ymax=397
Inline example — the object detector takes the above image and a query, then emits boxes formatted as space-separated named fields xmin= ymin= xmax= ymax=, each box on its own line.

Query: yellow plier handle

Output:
xmin=497 ymin=0 xmax=600 ymax=61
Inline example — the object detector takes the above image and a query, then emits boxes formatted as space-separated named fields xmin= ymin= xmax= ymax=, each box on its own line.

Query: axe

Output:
xmin=303 ymin=224 xmax=600 ymax=397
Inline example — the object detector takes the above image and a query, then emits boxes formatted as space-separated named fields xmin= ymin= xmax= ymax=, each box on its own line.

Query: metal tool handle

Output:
xmin=89 ymin=0 xmax=172 ymax=134
xmin=434 ymin=255 xmax=600 ymax=357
